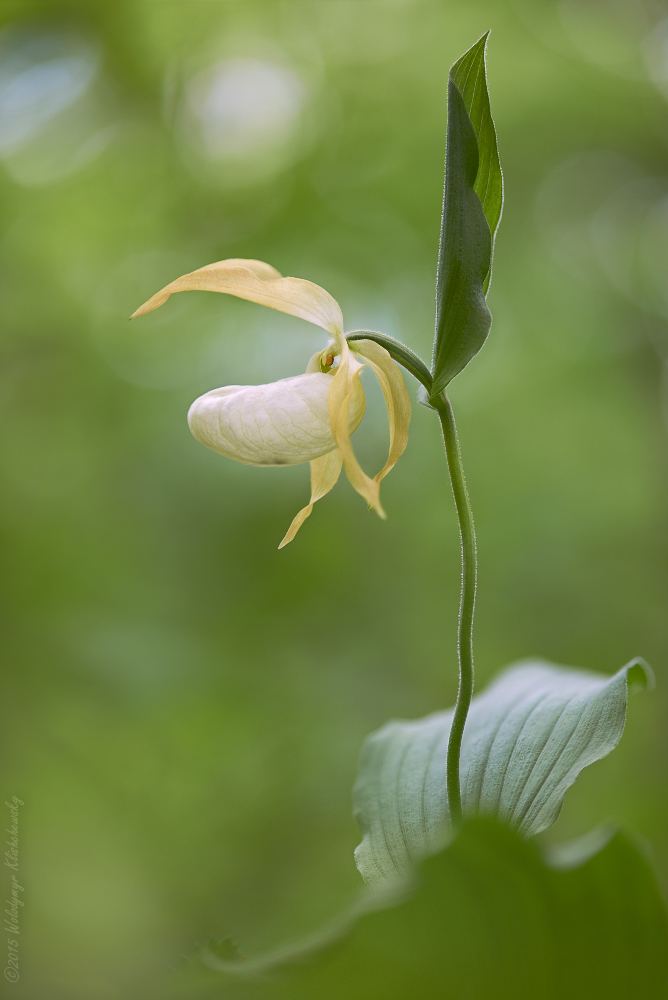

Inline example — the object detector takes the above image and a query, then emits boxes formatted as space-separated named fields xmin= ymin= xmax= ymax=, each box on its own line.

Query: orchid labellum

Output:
xmin=131 ymin=259 xmax=410 ymax=547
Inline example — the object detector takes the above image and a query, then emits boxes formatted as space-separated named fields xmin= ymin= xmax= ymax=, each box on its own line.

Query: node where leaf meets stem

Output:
xmin=435 ymin=393 xmax=477 ymax=829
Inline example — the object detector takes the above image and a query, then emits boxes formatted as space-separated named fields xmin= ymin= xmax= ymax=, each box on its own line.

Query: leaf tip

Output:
xmin=624 ymin=657 xmax=654 ymax=692
xmin=545 ymin=823 xmax=618 ymax=871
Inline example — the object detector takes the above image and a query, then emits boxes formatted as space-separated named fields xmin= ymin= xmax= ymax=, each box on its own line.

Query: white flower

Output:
xmin=132 ymin=258 xmax=410 ymax=547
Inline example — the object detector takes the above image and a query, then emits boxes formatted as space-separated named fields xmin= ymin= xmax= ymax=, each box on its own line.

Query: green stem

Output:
xmin=345 ymin=330 xmax=478 ymax=826
xmin=435 ymin=393 xmax=477 ymax=829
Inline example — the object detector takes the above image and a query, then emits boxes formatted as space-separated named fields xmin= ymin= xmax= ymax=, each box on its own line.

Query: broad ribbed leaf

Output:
xmin=451 ymin=32 xmax=503 ymax=292
xmin=354 ymin=659 xmax=649 ymax=888
xmin=189 ymin=818 xmax=668 ymax=1000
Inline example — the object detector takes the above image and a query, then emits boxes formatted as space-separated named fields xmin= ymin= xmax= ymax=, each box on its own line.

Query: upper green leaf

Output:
xmin=451 ymin=32 xmax=503 ymax=291
xmin=431 ymin=84 xmax=492 ymax=396
xmin=353 ymin=658 xmax=650 ymax=888
xmin=431 ymin=34 xmax=502 ymax=397
xmin=186 ymin=817 xmax=668 ymax=1000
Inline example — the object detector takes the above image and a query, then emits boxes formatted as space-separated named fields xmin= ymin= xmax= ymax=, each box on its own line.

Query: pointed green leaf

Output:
xmin=186 ymin=818 xmax=668 ymax=1000
xmin=431 ymin=81 xmax=492 ymax=396
xmin=353 ymin=659 xmax=650 ymax=888
xmin=431 ymin=34 xmax=503 ymax=397
xmin=451 ymin=32 xmax=503 ymax=291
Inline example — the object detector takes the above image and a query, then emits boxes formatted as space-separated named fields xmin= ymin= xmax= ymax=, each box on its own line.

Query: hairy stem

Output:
xmin=435 ymin=393 xmax=477 ymax=828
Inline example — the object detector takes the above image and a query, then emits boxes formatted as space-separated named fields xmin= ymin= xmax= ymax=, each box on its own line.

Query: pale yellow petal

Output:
xmin=130 ymin=258 xmax=343 ymax=336
xmin=328 ymin=355 xmax=384 ymax=518
xmin=278 ymin=448 xmax=343 ymax=549
xmin=351 ymin=339 xmax=411 ymax=483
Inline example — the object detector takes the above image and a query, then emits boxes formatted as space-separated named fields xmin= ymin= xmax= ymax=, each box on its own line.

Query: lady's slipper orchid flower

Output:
xmin=131 ymin=258 xmax=410 ymax=547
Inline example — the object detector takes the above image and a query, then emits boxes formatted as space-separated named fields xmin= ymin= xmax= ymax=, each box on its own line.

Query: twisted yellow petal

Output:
xmin=130 ymin=257 xmax=344 ymax=337
xmin=276 ymin=341 xmax=366 ymax=546
xmin=350 ymin=339 xmax=411 ymax=484
xmin=328 ymin=347 xmax=384 ymax=517
xmin=278 ymin=448 xmax=344 ymax=549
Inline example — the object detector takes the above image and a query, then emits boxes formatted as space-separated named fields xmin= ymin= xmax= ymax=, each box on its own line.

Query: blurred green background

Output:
xmin=1 ymin=0 xmax=667 ymax=996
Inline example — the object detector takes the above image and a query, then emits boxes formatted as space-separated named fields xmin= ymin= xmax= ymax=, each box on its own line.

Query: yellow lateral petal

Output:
xmin=130 ymin=258 xmax=343 ymax=336
xmin=278 ymin=448 xmax=343 ymax=548
xmin=351 ymin=339 xmax=411 ymax=483
xmin=328 ymin=355 xmax=384 ymax=518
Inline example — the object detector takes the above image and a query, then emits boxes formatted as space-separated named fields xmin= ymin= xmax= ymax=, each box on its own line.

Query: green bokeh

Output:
xmin=1 ymin=2 xmax=667 ymax=997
